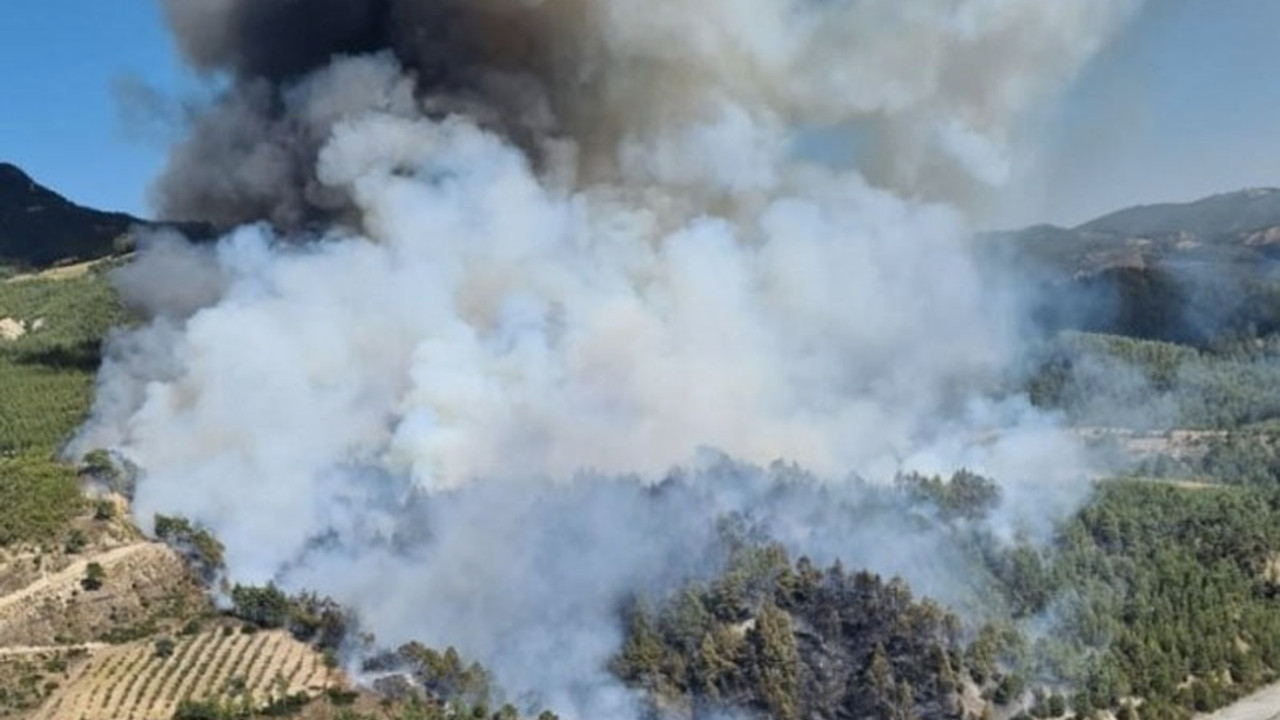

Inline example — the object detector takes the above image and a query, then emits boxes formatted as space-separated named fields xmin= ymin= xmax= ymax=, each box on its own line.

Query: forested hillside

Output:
xmin=607 ymin=192 xmax=1280 ymax=720
xmin=987 ymin=188 xmax=1280 ymax=347
xmin=6 ymin=169 xmax=1280 ymax=720
xmin=616 ymin=475 xmax=1280 ymax=720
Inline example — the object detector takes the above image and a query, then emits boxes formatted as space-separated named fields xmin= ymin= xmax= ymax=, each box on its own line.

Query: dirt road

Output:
xmin=0 ymin=543 xmax=153 ymax=616
xmin=0 ymin=643 xmax=105 ymax=657
xmin=1198 ymin=683 xmax=1280 ymax=720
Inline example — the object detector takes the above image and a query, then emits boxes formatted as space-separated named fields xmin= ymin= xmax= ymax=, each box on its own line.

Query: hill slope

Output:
xmin=1080 ymin=188 xmax=1280 ymax=240
xmin=0 ymin=163 xmax=213 ymax=271
xmin=987 ymin=188 xmax=1280 ymax=346
xmin=991 ymin=187 xmax=1280 ymax=275
xmin=0 ymin=164 xmax=142 ymax=269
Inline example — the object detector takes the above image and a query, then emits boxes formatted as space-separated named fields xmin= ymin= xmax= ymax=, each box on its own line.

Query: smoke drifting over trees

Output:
xmin=74 ymin=0 xmax=1145 ymax=715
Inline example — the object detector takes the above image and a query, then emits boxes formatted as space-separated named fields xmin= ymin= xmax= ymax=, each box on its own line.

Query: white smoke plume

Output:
xmin=76 ymin=0 xmax=1142 ymax=714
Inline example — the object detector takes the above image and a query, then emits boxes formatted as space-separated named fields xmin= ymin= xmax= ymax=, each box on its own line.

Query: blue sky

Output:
xmin=0 ymin=0 xmax=186 ymax=216
xmin=1 ymin=1 xmax=1277 ymax=225
xmin=1033 ymin=0 xmax=1280 ymax=225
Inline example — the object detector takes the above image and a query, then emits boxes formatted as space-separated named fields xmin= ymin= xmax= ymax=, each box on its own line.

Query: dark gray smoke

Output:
xmin=170 ymin=1 xmax=386 ymax=78
xmin=153 ymin=0 xmax=1143 ymax=226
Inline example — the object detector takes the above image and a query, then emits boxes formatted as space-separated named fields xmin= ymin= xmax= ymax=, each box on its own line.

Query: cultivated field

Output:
xmin=32 ymin=628 xmax=334 ymax=720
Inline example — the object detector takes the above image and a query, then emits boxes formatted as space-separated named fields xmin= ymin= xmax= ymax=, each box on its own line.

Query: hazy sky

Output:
xmin=1025 ymin=0 xmax=1280 ymax=226
xmin=0 ymin=1 xmax=1277 ymax=225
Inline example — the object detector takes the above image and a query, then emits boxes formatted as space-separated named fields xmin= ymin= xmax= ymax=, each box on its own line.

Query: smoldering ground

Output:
xmin=74 ymin=0 xmax=1145 ymax=715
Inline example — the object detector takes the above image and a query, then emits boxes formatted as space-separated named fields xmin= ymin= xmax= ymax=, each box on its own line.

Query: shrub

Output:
xmin=155 ymin=637 xmax=176 ymax=659
xmin=64 ymin=529 xmax=87 ymax=554
xmin=154 ymin=514 xmax=226 ymax=583
xmin=326 ymin=688 xmax=359 ymax=706
xmin=81 ymin=561 xmax=105 ymax=591
xmin=229 ymin=584 xmax=290 ymax=629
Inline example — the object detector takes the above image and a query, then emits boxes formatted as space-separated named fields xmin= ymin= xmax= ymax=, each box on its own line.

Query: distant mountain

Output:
xmin=0 ymin=162 xmax=213 ymax=270
xmin=7 ymin=158 xmax=1280 ymax=345
xmin=1080 ymin=188 xmax=1280 ymax=240
xmin=988 ymin=187 xmax=1280 ymax=346
xmin=0 ymin=163 xmax=144 ymax=269
xmin=989 ymin=188 xmax=1280 ymax=276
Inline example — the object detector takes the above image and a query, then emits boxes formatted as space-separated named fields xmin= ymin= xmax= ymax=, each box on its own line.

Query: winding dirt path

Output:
xmin=0 ymin=642 xmax=105 ymax=657
xmin=0 ymin=543 xmax=154 ymax=617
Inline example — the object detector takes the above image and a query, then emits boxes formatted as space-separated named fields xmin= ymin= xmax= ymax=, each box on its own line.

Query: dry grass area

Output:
xmin=30 ymin=628 xmax=335 ymax=720
xmin=0 ymin=537 xmax=341 ymax=719
xmin=0 ymin=444 xmax=345 ymax=720
xmin=0 ymin=542 xmax=204 ymax=648
xmin=0 ymin=498 xmax=141 ymax=598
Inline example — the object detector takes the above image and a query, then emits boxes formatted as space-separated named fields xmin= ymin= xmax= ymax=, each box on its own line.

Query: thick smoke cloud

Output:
xmin=79 ymin=0 xmax=1140 ymax=714
xmin=152 ymin=0 xmax=1141 ymax=225
xmin=162 ymin=0 xmax=392 ymax=80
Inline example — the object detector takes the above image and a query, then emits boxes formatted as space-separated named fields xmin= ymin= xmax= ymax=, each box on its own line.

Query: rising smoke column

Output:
xmin=77 ymin=0 xmax=1141 ymax=714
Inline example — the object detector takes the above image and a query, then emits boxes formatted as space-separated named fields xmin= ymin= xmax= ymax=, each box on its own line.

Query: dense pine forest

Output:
xmin=605 ymin=191 xmax=1280 ymax=720
xmin=609 ymin=472 xmax=1280 ymax=720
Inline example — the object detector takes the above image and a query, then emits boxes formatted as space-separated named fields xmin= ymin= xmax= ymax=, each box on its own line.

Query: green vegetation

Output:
xmin=0 ymin=265 xmax=129 ymax=451
xmin=392 ymin=643 xmax=493 ymax=708
xmin=612 ymin=542 xmax=971 ymax=720
xmin=224 ymin=583 xmax=350 ymax=651
xmin=0 ymin=263 xmax=127 ymax=546
xmin=64 ymin=527 xmax=88 ymax=553
xmin=348 ymin=643 xmax=569 ymax=720
xmin=156 ymin=637 xmax=178 ymax=658
xmin=614 ymin=476 xmax=1280 ymax=720
xmin=0 ymin=454 xmax=84 ymax=545
xmin=94 ymin=497 xmax=117 ymax=520
xmin=1196 ymin=431 xmax=1280 ymax=486
xmin=228 ymin=585 xmax=292 ymax=630
xmin=0 ymin=652 xmax=67 ymax=714
xmin=156 ymin=514 xmax=229 ymax=583
xmin=988 ymin=481 xmax=1280 ymax=719
xmin=897 ymin=469 xmax=1003 ymax=522
xmin=82 ymin=561 xmax=106 ymax=591
xmin=0 ymin=162 xmax=140 ymax=268
xmin=1029 ymin=331 xmax=1280 ymax=429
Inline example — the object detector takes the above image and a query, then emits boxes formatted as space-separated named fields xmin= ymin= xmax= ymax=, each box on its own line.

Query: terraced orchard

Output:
xmin=32 ymin=628 xmax=334 ymax=720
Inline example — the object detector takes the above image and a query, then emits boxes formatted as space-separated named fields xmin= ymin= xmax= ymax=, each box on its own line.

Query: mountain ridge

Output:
xmin=0 ymin=162 xmax=213 ymax=271
xmin=0 ymin=162 xmax=143 ymax=269
xmin=988 ymin=187 xmax=1280 ymax=276
xmin=1078 ymin=187 xmax=1280 ymax=239
xmin=4 ymin=158 xmax=1277 ymax=275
